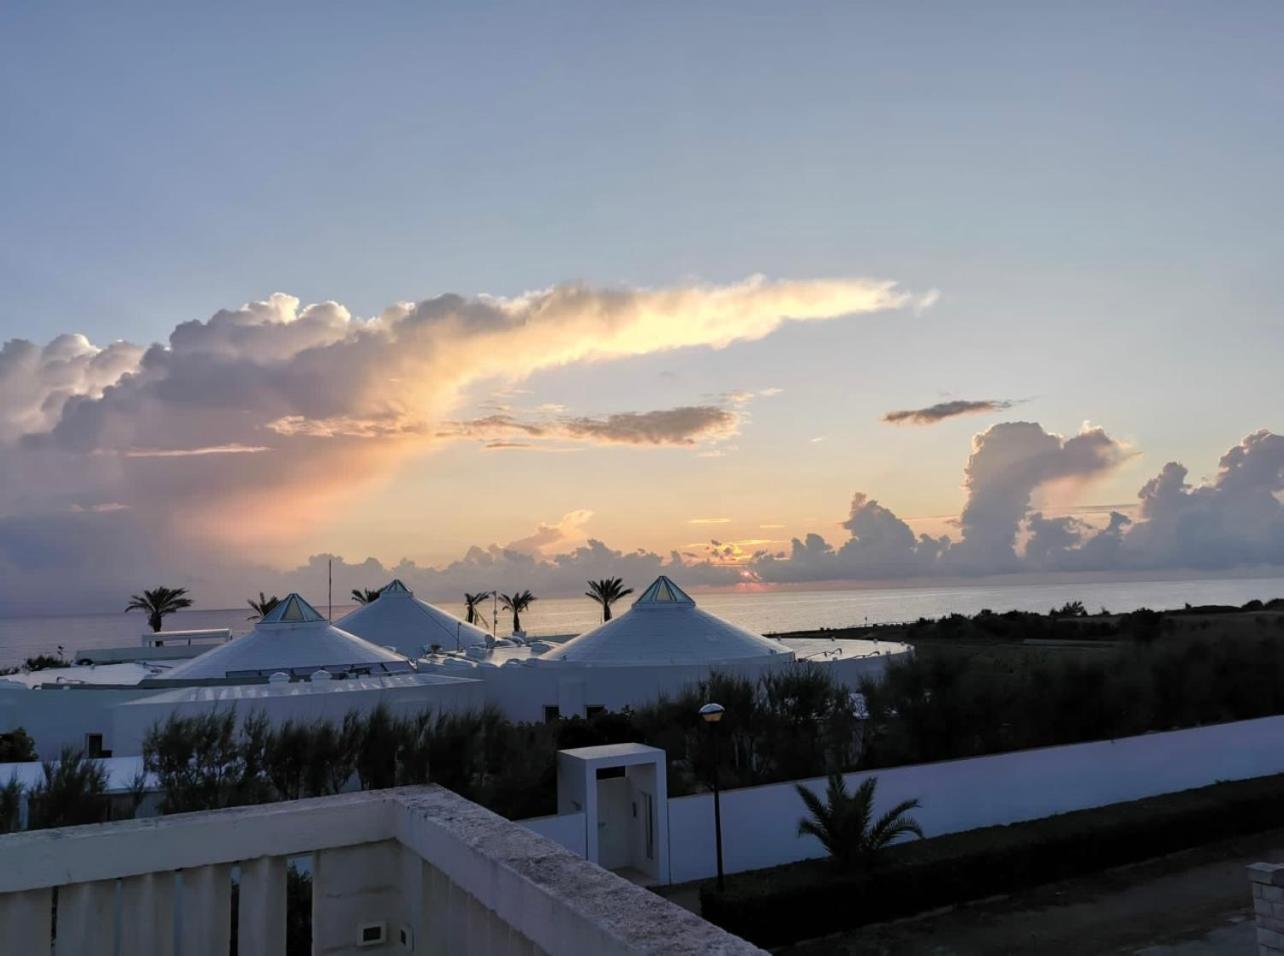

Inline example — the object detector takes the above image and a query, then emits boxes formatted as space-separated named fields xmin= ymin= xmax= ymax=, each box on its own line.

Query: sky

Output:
xmin=1 ymin=3 xmax=1283 ymax=613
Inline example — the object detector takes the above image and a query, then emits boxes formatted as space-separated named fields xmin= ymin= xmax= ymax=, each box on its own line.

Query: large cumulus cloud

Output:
xmin=752 ymin=424 xmax=1284 ymax=584
xmin=0 ymin=275 xmax=920 ymax=612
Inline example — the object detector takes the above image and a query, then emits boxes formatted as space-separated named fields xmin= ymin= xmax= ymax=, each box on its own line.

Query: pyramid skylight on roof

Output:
xmin=261 ymin=593 xmax=325 ymax=625
xmin=335 ymin=580 xmax=491 ymax=656
xmin=550 ymin=574 xmax=793 ymax=664
xmin=633 ymin=575 xmax=694 ymax=607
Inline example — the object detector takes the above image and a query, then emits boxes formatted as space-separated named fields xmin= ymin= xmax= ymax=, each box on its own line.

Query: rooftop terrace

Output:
xmin=0 ymin=785 xmax=762 ymax=955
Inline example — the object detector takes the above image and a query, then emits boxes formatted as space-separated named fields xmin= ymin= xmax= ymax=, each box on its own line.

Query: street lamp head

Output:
xmin=699 ymin=702 xmax=725 ymax=724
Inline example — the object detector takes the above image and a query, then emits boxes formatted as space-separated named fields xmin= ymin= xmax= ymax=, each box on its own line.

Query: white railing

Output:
xmin=0 ymin=786 xmax=761 ymax=956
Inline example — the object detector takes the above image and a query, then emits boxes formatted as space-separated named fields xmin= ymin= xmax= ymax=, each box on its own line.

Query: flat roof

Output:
xmin=559 ymin=742 xmax=664 ymax=762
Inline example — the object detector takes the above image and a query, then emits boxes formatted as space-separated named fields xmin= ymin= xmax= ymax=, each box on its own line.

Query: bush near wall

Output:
xmin=700 ymin=772 xmax=1284 ymax=948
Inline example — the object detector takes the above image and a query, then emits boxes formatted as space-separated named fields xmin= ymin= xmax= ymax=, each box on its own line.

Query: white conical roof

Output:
xmin=166 ymin=593 xmax=412 ymax=680
xmin=337 ymin=580 xmax=491 ymax=656
xmin=550 ymin=576 xmax=795 ymax=666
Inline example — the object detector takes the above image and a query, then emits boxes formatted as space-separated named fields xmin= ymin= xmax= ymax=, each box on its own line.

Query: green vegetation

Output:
xmin=463 ymin=591 xmax=492 ymax=628
xmin=128 ymin=666 xmax=861 ymax=822
xmin=28 ymin=747 xmax=109 ymax=829
xmin=499 ymin=590 xmax=536 ymax=632
xmin=350 ymin=587 xmax=382 ymax=605
xmin=125 ymin=586 xmax=193 ymax=632
xmin=0 ymin=775 xmax=22 ymax=833
xmin=859 ymin=619 xmax=1284 ymax=768
xmin=586 ymin=577 xmax=634 ymax=622
xmin=795 ymin=774 xmax=922 ymax=871
xmin=0 ymin=727 xmax=37 ymax=762
xmin=702 ymin=772 xmax=1284 ymax=948
xmin=246 ymin=592 xmax=280 ymax=621
xmin=0 ymin=650 xmax=68 ymax=677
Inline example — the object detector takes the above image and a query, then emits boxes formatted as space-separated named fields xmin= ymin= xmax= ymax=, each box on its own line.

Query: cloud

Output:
xmin=883 ymin=399 xmax=1018 ymax=425
xmin=561 ymin=407 xmax=737 ymax=445
xmin=505 ymin=510 xmax=595 ymax=555
xmin=947 ymin=421 xmax=1131 ymax=572
xmin=753 ymin=420 xmax=1131 ymax=580
xmin=689 ymin=517 xmax=732 ymax=525
xmin=1 ymin=274 xmax=915 ymax=542
xmin=277 ymin=538 xmax=745 ymax=611
xmin=446 ymin=405 xmax=739 ymax=448
xmin=0 ymin=274 xmax=920 ymax=611
xmin=121 ymin=444 xmax=271 ymax=458
xmin=752 ymin=424 xmax=1284 ymax=584
xmin=0 ymin=334 xmax=143 ymax=442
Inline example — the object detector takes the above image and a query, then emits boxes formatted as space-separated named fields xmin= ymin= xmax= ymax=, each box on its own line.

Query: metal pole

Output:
xmin=328 ymin=558 xmax=332 ymax=621
xmin=712 ymin=724 xmax=725 ymax=891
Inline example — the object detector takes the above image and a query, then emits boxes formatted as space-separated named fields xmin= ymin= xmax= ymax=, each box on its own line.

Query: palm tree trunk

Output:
xmin=603 ymin=602 xmax=612 ymax=622
xmin=149 ymin=612 xmax=162 ymax=632
xmin=512 ymin=610 xmax=521 ymax=633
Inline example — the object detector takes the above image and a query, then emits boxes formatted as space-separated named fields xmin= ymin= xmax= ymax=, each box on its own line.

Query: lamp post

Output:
xmin=699 ymin=701 xmax=726 ymax=891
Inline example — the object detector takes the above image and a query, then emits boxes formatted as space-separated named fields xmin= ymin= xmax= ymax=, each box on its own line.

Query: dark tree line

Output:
xmin=859 ymin=627 xmax=1284 ymax=768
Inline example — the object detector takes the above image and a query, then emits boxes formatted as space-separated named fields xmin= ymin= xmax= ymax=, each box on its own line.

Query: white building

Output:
xmin=417 ymin=576 xmax=908 ymax=723
xmin=0 ymin=580 xmax=908 ymax=758
xmin=337 ymin=579 xmax=491 ymax=656
xmin=163 ymin=592 xmax=414 ymax=681
xmin=0 ymin=594 xmax=484 ymax=759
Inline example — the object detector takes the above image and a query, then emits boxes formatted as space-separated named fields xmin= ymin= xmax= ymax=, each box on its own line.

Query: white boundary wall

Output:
xmin=663 ymin=715 xmax=1284 ymax=884
xmin=523 ymin=811 xmax=588 ymax=857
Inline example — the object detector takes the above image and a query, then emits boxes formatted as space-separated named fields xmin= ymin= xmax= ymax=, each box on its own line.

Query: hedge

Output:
xmin=700 ymin=772 xmax=1284 ymax=947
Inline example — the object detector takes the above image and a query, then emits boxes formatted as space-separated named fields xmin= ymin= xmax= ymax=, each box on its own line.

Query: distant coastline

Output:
xmin=4 ymin=573 xmax=1284 ymax=671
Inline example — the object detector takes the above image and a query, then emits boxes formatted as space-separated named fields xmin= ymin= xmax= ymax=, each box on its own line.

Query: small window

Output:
xmin=585 ymin=705 xmax=606 ymax=720
xmin=85 ymin=733 xmax=109 ymax=758
xmin=543 ymin=705 xmax=560 ymax=723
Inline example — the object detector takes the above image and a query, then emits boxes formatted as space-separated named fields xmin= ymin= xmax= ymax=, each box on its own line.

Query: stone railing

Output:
xmin=0 ymin=786 xmax=762 ymax=955
xmin=1250 ymin=863 xmax=1284 ymax=955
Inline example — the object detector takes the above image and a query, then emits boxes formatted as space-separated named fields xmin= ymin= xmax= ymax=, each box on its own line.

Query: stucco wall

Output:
xmin=110 ymin=679 xmax=486 ymax=756
xmin=658 ymin=715 xmax=1284 ymax=883
xmin=522 ymin=811 xmax=587 ymax=857
xmin=442 ymin=651 xmax=900 ymax=723
xmin=0 ymin=685 xmax=154 ymax=758
xmin=1 ymin=677 xmax=486 ymax=759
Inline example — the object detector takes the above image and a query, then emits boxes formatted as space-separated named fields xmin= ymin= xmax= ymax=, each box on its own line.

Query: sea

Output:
xmin=3 ymin=574 xmax=1284 ymax=671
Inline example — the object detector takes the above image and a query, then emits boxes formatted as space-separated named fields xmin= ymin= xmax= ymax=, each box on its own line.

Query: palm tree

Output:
xmin=464 ymin=592 xmax=492 ymax=630
xmin=499 ymin=590 xmax=536 ymax=634
xmin=586 ymin=577 xmax=634 ymax=622
xmin=351 ymin=587 xmax=382 ymax=605
xmin=247 ymin=592 xmax=280 ymax=621
xmin=125 ymin=586 xmax=193 ymax=633
xmin=796 ymin=773 xmax=923 ymax=871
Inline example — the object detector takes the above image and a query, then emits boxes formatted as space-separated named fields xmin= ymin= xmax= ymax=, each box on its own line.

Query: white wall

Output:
xmin=433 ymin=653 xmax=896 ymax=723
xmin=523 ymin=811 xmax=587 ymax=857
xmin=1 ymin=677 xmax=486 ymax=759
xmin=0 ymin=686 xmax=155 ymax=758
xmin=664 ymin=714 xmax=1284 ymax=884
xmin=110 ymin=679 xmax=486 ymax=755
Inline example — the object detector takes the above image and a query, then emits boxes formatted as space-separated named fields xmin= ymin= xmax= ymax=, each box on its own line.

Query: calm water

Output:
xmin=3 ymin=575 xmax=1284 ymax=670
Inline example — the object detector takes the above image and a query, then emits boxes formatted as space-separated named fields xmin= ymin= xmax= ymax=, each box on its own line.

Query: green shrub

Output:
xmin=0 ymin=774 xmax=22 ymax=833
xmin=0 ymin=727 xmax=37 ymax=762
xmin=701 ymin=773 xmax=1284 ymax=947
xmin=28 ymin=747 xmax=109 ymax=829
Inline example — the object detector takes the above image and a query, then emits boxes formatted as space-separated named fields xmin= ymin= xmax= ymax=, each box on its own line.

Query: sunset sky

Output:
xmin=2 ymin=4 xmax=1282 ymax=611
